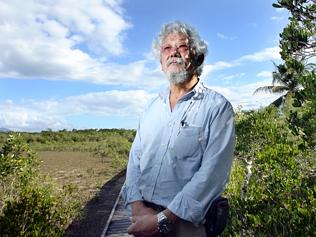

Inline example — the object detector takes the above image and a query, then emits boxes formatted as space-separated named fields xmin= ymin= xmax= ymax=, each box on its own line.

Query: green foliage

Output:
xmin=0 ymin=129 xmax=134 ymax=236
xmin=223 ymin=107 xmax=316 ymax=237
xmin=254 ymin=0 xmax=316 ymax=148
xmin=273 ymin=0 xmax=316 ymax=148
xmin=0 ymin=134 xmax=79 ymax=237
xmin=0 ymin=184 xmax=78 ymax=237
xmin=244 ymin=4 xmax=316 ymax=234
xmin=244 ymin=144 xmax=309 ymax=236
xmin=234 ymin=106 xmax=295 ymax=160
xmin=94 ymin=133 xmax=132 ymax=170
xmin=0 ymin=134 xmax=38 ymax=186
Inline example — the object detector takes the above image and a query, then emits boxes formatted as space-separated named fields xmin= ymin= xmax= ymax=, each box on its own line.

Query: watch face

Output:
xmin=159 ymin=218 xmax=172 ymax=234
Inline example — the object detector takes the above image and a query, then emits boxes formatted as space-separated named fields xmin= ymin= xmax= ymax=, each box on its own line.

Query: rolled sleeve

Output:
xmin=122 ymin=183 xmax=143 ymax=204
xmin=123 ymin=125 xmax=144 ymax=206
xmin=168 ymin=101 xmax=235 ymax=225
xmin=168 ymin=192 xmax=204 ymax=224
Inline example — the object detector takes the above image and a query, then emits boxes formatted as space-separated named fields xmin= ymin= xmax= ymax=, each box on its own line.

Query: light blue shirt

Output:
xmin=123 ymin=81 xmax=235 ymax=225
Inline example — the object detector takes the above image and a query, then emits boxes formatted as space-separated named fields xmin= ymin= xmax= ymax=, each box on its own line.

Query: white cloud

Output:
xmin=256 ymin=70 xmax=272 ymax=78
xmin=207 ymin=79 xmax=284 ymax=110
xmin=0 ymin=100 xmax=71 ymax=132
xmin=0 ymin=90 xmax=156 ymax=131
xmin=237 ymin=47 xmax=280 ymax=62
xmin=222 ymin=73 xmax=245 ymax=81
xmin=272 ymin=7 xmax=289 ymax=22
xmin=63 ymin=90 xmax=155 ymax=115
xmin=0 ymin=0 xmax=133 ymax=83
xmin=0 ymin=0 xmax=282 ymax=89
xmin=202 ymin=61 xmax=236 ymax=80
xmin=275 ymin=8 xmax=285 ymax=12
xmin=271 ymin=16 xmax=284 ymax=21
xmin=202 ymin=47 xmax=280 ymax=80
xmin=201 ymin=47 xmax=283 ymax=109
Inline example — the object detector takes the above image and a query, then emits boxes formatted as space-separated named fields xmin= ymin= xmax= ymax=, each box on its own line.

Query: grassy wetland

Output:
xmin=0 ymin=129 xmax=134 ymax=236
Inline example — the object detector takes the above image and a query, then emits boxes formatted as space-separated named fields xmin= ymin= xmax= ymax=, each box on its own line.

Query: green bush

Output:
xmin=0 ymin=134 xmax=79 ymax=237
xmin=96 ymin=135 xmax=131 ymax=170
xmin=0 ymin=134 xmax=39 ymax=199
xmin=223 ymin=107 xmax=316 ymax=237
xmin=0 ymin=184 xmax=78 ymax=237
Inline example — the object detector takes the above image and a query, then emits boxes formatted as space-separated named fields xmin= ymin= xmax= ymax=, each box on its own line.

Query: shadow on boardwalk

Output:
xmin=64 ymin=170 xmax=126 ymax=237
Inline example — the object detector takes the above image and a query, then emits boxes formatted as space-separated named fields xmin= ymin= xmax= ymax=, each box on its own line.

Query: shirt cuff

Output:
xmin=167 ymin=192 xmax=204 ymax=225
xmin=122 ymin=184 xmax=143 ymax=206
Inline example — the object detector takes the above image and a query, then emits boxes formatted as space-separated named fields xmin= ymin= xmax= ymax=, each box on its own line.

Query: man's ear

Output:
xmin=194 ymin=54 xmax=204 ymax=67
xmin=160 ymin=58 xmax=164 ymax=72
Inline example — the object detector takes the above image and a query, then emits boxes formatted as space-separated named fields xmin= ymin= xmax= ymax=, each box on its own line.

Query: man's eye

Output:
xmin=163 ymin=46 xmax=172 ymax=53
xmin=178 ymin=45 xmax=188 ymax=52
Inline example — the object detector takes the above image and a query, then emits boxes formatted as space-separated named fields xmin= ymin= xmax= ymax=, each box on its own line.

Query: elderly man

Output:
xmin=123 ymin=21 xmax=235 ymax=237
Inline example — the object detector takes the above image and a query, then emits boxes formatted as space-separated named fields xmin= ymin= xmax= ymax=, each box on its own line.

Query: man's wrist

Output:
xmin=131 ymin=200 xmax=145 ymax=208
xmin=131 ymin=200 xmax=145 ymax=216
xmin=163 ymin=209 xmax=180 ymax=224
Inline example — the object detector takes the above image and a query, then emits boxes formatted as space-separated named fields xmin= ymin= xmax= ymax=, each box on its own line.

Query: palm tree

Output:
xmin=253 ymin=59 xmax=305 ymax=106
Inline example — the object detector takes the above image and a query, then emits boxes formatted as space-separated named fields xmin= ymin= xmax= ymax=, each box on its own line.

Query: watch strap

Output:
xmin=157 ymin=211 xmax=173 ymax=234
xmin=157 ymin=211 xmax=167 ymax=222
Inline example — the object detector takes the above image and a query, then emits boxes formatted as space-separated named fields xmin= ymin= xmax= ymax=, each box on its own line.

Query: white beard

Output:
xmin=166 ymin=70 xmax=191 ymax=85
xmin=164 ymin=57 xmax=192 ymax=85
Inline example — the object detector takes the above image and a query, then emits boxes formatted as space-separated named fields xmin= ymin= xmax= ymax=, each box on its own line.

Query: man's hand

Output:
xmin=127 ymin=213 xmax=159 ymax=237
xmin=131 ymin=201 xmax=158 ymax=216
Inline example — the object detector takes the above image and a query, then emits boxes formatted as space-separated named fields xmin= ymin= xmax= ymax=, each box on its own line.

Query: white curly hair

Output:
xmin=152 ymin=21 xmax=208 ymax=76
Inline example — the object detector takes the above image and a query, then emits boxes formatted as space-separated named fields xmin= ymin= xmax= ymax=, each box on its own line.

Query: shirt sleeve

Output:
xmin=167 ymin=101 xmax=235 ymax=225
xmin=122 ymin=122 xmax=144 ymax=206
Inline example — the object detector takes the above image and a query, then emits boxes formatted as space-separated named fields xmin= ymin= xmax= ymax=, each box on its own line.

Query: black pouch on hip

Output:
xmin=204 ymin=196 xmax=229 ymax=237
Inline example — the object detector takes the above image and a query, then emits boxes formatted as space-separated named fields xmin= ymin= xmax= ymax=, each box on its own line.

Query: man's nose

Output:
xmin=170 ymin=46 xmax=180 ymax=56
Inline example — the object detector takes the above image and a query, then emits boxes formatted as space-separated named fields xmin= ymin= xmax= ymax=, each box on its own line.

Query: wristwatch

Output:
xmin=157 ymin=211 xmax=173 ymax=234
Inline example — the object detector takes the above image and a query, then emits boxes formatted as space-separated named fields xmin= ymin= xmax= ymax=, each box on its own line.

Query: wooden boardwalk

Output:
xmin=64 ymin=171 xmax=129 ymax=237
xmin=102 ymin=190 xmax=131 ymax=237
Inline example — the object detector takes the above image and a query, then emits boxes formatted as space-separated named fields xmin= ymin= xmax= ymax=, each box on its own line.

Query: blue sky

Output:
xmin=0 ymin=0 xmax=289 ymax=131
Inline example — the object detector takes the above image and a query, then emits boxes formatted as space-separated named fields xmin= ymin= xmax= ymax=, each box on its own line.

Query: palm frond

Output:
xmin=253 ymin=86 xmax=276 ymax=95
xmin=253 ymin=85 xmax=289 ymax=95
xmin=271 ymin=86 xmax=289 ymax=93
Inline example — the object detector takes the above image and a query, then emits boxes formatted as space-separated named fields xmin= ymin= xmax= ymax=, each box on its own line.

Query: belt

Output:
xmin=143 ymin=200 xmax=165 ymax=212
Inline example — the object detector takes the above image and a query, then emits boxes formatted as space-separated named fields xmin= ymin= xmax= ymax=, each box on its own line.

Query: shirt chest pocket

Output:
xmin=171 ymin=125 xmax=203 ymax=158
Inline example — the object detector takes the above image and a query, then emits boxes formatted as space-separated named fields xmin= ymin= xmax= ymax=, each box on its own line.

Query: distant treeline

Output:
xmin=0 ymin=128 xmax=135 ymax=149
xmin=0 ymin=128 xmax=136 ymax=171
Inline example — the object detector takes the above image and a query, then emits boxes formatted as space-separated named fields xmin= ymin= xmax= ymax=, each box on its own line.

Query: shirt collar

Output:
xmin=159 ymin=79 xmax=205 ymax=103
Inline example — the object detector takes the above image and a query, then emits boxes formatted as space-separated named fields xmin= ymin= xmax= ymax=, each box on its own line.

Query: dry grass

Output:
xmin=38 ymin=151 xmax=119 ymax=207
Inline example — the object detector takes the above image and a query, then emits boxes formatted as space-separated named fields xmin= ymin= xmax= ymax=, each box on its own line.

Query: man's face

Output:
xmin=160 ymin=32 xmax=193 ymax=76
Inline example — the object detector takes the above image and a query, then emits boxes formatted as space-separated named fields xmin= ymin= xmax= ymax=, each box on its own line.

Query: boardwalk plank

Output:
xmin=104 ymin=193 xmax=131 ymax=236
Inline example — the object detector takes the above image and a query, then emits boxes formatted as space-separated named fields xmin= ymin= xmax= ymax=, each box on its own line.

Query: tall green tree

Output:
xmin=273 ymin=0 xmax=316 ymax=147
